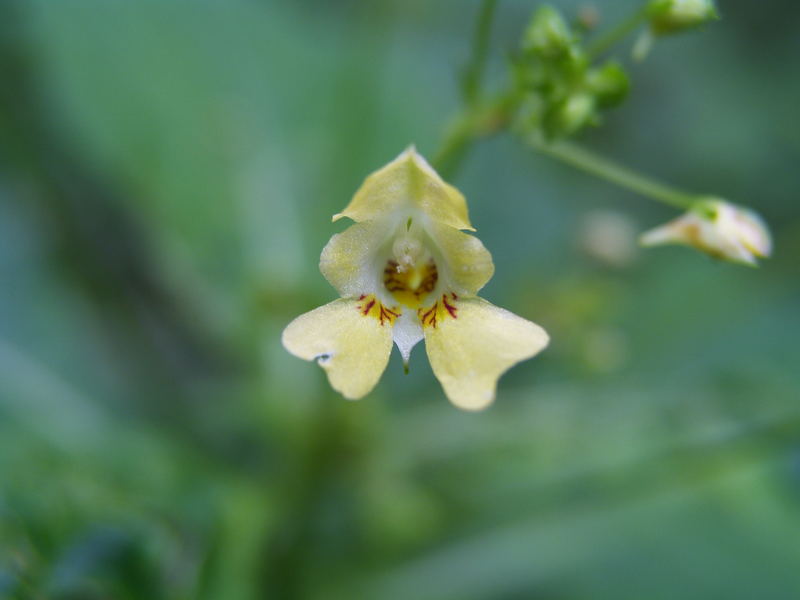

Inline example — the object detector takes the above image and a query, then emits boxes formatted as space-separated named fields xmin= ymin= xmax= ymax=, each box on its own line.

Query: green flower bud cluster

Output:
xmin=647 ymin=0 xmax=718 ymax=36
xmin=513 ymin=5 xmax=629 ymax=140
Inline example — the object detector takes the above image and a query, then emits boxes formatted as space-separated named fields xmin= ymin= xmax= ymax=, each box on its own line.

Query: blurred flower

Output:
xmin=579 ymin=210 xmax=638 ymax=268
xmin=639 ymin=198 xmax=772 ymax=266
xmin=282 ymin=147 xmax=549 ymax=410
xmin=577 ymin=5 xmax=600 ymax=32
xmin=647 ymin=0 xmax=719 ymax=36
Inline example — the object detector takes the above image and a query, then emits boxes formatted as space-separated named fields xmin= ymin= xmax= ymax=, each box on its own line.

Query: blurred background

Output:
xmin=1 ymin=0 xmax=799 ymax=598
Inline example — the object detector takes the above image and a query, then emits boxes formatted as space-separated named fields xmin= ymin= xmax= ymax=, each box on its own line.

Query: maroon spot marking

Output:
xmin=378 ymin=305 xmax=400 ymax=326
xmin=421 ymin=302 xmax=439 ymax=328
xmin=442 ymin=295 xmax=457 ymax=318
xmin=362 ymin=299 xmax=376 ymax=315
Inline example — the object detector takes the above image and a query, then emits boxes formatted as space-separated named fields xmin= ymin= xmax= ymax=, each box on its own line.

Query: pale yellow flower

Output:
xmin=282 ymin=147 xmax=549 ymax=411
xmin=639 ymin=198 xmax=772 ymax=266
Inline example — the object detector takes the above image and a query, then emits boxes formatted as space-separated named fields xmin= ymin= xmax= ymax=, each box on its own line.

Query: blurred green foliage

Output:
xmin=1 ymin=0 xmax=799 ymax=598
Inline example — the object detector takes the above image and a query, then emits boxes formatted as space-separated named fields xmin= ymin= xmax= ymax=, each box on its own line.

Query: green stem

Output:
xmin=461 ymin=0 xmax=498 ymax=105
xmin=532 ymin=139 xmax=697 ymax=209
xmin=586 ymin=5 xmax=650 ymax=59
xmin=432 ymin=111 xmax=475 ymax=179
xmin=434 ymin=0 xmax=501 ymax=179
xmin=432 ymin=94 xmax=515 ymax=179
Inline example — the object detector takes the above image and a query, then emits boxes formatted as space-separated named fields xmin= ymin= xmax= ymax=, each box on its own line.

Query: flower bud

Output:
xmin=586 ymin=61 xmax=629 ymax=108
xmin=639 ymin=198 xmax=772 ymax=266
xmin=551 ymin=93 xmax=596 ymax=137
xmin=522 ymin=6 xmax=574 ymax=58
xmin=647 ymin=0 xmax=719 ymax=36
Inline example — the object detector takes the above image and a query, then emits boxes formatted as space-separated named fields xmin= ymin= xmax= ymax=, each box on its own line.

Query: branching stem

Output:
xmin=436 ymin=1 xmax=699 ymax=213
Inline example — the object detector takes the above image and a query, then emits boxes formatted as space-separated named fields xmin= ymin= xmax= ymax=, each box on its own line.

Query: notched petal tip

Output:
xmin=281 ymin=298 xmax=394 ymax=400
xmin=423 ymin=297 xmax=549 ymax=411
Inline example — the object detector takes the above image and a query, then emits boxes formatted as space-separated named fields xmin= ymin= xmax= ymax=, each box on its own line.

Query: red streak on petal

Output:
xmin=362 ymin=299 xmax=376 ymax=315
xmin=442 ymin=295 xmax=457 ymax=318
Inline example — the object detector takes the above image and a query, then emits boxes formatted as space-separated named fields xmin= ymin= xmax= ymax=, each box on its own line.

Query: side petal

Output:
xmin=423 ymin=297 xmax=549 ymax=411
xmin=333 ymin=147 xmax=474 ymax=231
xmin=282 ymin=298 xmax=394 ymax=399
xmin=428 ymin=222 xmax=495 ymax=296
xmin=320 ymin=221 xmax=391 ymax=297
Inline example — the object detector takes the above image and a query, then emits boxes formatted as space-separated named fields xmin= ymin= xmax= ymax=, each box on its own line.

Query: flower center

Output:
xmin=383 ymin=257 xmax=438 ymax=309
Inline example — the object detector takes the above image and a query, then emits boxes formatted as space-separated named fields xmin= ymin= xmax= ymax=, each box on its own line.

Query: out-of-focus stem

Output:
xmin=461 ymin=0 xmax=498 ymax=105
xmin=532 ymin=139 xmax=697 ymax=209
xmin=434 ymin=0 xmax=502 ymax=179
xmin=432 ymin=95 xmax=515 ymax=179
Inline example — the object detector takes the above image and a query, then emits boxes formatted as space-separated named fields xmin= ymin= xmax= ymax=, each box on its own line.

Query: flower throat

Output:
xmin=383 ymin=258 xmax=438 ymax=308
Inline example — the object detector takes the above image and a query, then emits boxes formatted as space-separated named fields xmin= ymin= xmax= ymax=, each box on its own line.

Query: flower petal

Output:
xmin=333 ymin=146 xmax=474 ymax=231
xmin=639 ymin=216 xmax=698 ymax=246
xmin=281 ymin=298 xmax=394 ymax=399
xmin=725 ymin=204 xmax=772 ymax=258
xmin=392 ymin=310 xmax=423 ymax=367
xmin=423 ymin=297 xmax=549 ymax=411
xmin=427 ymin=222 xmax=495 ymax=296
xmin=320 ymin=221 xmax=392 ymax=298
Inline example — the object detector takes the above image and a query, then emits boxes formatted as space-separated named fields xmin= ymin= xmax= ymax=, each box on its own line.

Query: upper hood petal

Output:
xmin=333 ymin=146 xmax=475 ymax=231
